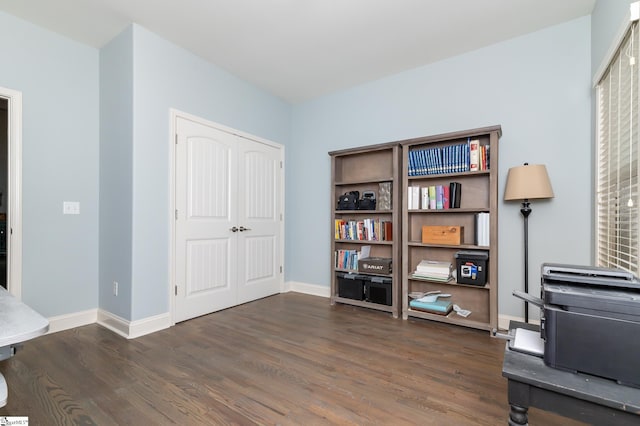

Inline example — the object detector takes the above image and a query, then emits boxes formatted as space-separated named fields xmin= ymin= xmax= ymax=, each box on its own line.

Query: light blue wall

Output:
xmin=0 ymin=11 xmax=99 ymax=316
xmin=592 ymin=0 xmax=633 ymax=76
xmin=129 ymin=25 xmax=291 ymax=320
xmin=99 ymin=26 xmax=134 ymax=318
xmin=0 ymin=12 xmax=291 ymax=323
xmin=289 ymin=17 xmax=592 ymax=320
xmin=0 ymin=6 xmax=616 ymax=324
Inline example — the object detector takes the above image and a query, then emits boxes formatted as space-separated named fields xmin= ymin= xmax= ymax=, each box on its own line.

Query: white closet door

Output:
xmin=236 ymin=138 xmax=281 ymax=304
xmin=175 ymin=117 xmax=238 ymax=322
xmin=174 ymin=116 xmax=283 ymax=323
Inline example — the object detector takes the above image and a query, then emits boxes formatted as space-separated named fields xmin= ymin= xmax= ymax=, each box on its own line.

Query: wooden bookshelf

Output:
xmin=401 ymin=126 xmax=501 ymax=332
xmin=329 ymin=143 xmax=401 ymax=317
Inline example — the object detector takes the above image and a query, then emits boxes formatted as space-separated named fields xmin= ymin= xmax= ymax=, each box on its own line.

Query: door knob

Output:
xmin=230 ymin=226 xmax=239 ymax=232
xmin=239 ymin=226 xmax=252 ymax=232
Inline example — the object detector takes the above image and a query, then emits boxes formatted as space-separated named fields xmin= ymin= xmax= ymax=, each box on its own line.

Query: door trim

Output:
xmin=168 ymin=108 xmax=285 ymax=325
xmin=0 ymin=86 xmax=23 ymax=299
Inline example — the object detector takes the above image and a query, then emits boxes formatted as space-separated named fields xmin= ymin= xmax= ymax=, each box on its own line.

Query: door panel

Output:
xmin=244 ymin=235 xmax=276 ymax=283
xmin=175 ymin=118 xmax=237 ymax=322
xmin=188 ymin=138 xmax=230 ymax=219
xmin=186 ymin=239 xmax=230 ymax=294
xmin=237 ymin=142 xmax=281 ymax=303
xmin=244 ymin=150 xmax=276 ymax=219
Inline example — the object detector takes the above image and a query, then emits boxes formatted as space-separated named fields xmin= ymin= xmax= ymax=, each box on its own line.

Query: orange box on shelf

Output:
xmin=421 ymin=225 xmax=463 ymax=245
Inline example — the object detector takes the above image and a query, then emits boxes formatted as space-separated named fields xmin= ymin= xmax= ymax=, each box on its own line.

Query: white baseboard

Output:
xmin=129 ymin=312 xmax=171 ymax=338
xmin=96 ymin=310 xmax=129 ymax=338
xmin=46 ymin=308 xmax=171 ymax=339
xmin=47 ymin=288 xmax=523 ymax=338
xmin=47 ymin=309 xmax=98 ymax=334
xmin=284 ymin=281 xmax=330 ymax=298
xmin=97 ymin=309 xmax=171 ymax=339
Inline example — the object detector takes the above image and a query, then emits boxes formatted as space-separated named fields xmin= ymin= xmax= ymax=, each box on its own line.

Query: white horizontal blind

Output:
xmin=596 ymin=21 xmax=640 ymax=274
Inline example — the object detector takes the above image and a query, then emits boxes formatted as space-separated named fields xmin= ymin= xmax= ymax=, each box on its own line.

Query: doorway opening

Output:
xmin=0 ymin=86 xmax=23 ymax=298
xmin=0 ymin=98 xmax=7 ymax=289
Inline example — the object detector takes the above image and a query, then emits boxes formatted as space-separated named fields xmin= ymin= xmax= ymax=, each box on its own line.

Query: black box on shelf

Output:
xmin=358 ymin=257 xmax=392 ymax=275
xmin=454 ymin=250 xmax=489 ymax=286
xmin=337 ymin=273 xmax=365 ymax=300
xmin=364 ymin=275 xmax=392 ymax=305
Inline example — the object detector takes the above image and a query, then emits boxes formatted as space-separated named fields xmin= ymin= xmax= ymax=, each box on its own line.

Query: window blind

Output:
xmin=596 ymin=21 xmax=640 ymax=274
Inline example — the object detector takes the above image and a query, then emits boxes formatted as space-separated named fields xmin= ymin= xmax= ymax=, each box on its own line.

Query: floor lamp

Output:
xmin=504 ymin=163 xmax=554 ymax=323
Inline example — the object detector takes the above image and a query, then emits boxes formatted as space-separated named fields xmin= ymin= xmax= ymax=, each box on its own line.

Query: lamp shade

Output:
xmin=504 ymin=164 xmax=554 ymax=201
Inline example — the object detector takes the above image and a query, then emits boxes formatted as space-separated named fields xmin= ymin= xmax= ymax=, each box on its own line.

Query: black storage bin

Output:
xmin=337 ymin=273 xmax=365 ymax=300
xmin=364 ymin=275 xmax=392 ymax=305
xmin=454 ymin=250 xmax=488 ymax=286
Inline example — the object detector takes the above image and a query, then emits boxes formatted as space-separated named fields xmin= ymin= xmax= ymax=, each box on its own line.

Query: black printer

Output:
xmin=528 ymin=263 xmax=640 ymax=387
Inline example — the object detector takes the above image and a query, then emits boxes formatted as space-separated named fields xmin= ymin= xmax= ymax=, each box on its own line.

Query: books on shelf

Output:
xmin=428 ymin=186 xmax=436 ymax=209
xmin=335 ymin=249 xmax=359 ymax=271
xmin=481 ymin=144 xmax=490 ymax=170
xmin=443 ymin=185 xmax=450 ymax=209
xmin=334 ymin=218 xmax=392 ymax=241
xmin=408 ymin=186 xmax=420 ymax=210
xmin=408 ymin=183 xmax=461 ymax=210
xmin=469 ymin=139 xmax=479 ymax=171
xmin=409 ymin=299 xmax=453 ymax=315
xmin=407 ymin=139 xmax=490 ymax=176
xmin=420 ymin=187 xmax=429 ymax=210
xmin=436 ymin=185 xmax=443 ymax=209
xmin=449 ymin=182 xmax=461 ymax=208
xmin=412 ymin=260 xmax=453 ymax=281
xmin=335 ymin=245 xmax=372 ymax=271
xmin=475 ymin=212 xmax=490 ymax=246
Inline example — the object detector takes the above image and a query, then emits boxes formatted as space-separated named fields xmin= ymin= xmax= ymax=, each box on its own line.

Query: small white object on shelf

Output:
xmin=453 ymin=304 xmax=471 ymax=317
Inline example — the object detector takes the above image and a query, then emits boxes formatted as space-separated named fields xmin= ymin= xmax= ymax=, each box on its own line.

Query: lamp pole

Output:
xmin=521 ymin=199 xmax=531 ymax=323
xmin=505 ymin=162 xmax=553 ymax=324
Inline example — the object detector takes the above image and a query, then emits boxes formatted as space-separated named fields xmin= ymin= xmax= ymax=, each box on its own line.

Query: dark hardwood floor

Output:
xmin=0 ymin=292 xmax=583 ymax=425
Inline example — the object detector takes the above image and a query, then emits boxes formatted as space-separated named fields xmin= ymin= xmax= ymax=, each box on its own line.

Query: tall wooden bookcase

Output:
xmin=401 ymin=126 xmax=501 ymax=332
xmin=329 ymin=143 xmax=402 ymax=318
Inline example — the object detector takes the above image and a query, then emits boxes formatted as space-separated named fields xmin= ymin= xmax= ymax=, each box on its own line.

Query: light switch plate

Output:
xmin=63 ymin=201 xmax=80 ymax=215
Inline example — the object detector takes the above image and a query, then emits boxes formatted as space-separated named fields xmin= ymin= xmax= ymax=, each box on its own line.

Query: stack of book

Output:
xmin=409 ymin=298 xmax=453 ymax=315
xmin=334 ymin=218 xmax=392 ymax=241
xmin=409 ymin=291 xmax=453 ymax=315
xmin=408 ymin=143 xmax=470 ymax=176
xmin=335 ymin=249 xmax=359 ymax=271
xmin=475 ymin=212 xmax=490 ymax=246
xmin=407 ymin=182 xmax=461 ymax=210
xmin=407 ymin=138 xmax=490 ymax=177
xmin=469 ymin=139 xmax=491 ymax=172
xmin=412 ymin=260 xmax=452 ymax=282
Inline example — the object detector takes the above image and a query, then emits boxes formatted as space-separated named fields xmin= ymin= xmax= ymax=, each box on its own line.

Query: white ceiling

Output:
xmin=0 ymin=0 xmax=596 ymax=103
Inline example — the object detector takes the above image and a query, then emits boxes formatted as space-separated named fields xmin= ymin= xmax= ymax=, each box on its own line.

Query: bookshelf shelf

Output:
xmin=334 ymin=239 xmax=393 ymax=245
xmin=335 ymin=178 xmax=394 ymax=186
xmin=335 ymin=269 xmax=393 ymax=277
xmin=334 ymin=210 xmax=393 ymax=215
xmin=401 ymin=125 xmax=501 ymax=332
xmin=406 ymin=308 xmax=492 ymax=331
xmin=408 ymin=208 xmax=490 ymax=214
xmin=408 ymin=242 xmax=489 ymax=250
xmin=407 ymin=169 xmax=490 ymax=181
xmin=408 ymin=275 xmax=491 ymax=290
xmin=330 ymin=142 xmax=402 ymax=318
xmin=333 ymin=296 xmax=396 ymax=314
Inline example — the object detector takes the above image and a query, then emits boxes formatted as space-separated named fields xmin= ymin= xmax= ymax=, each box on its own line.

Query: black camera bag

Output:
xmin=357 ymin=191 xmax=377 ymax=210
xmin=337 ymin=191 xmax=359 ymax=210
